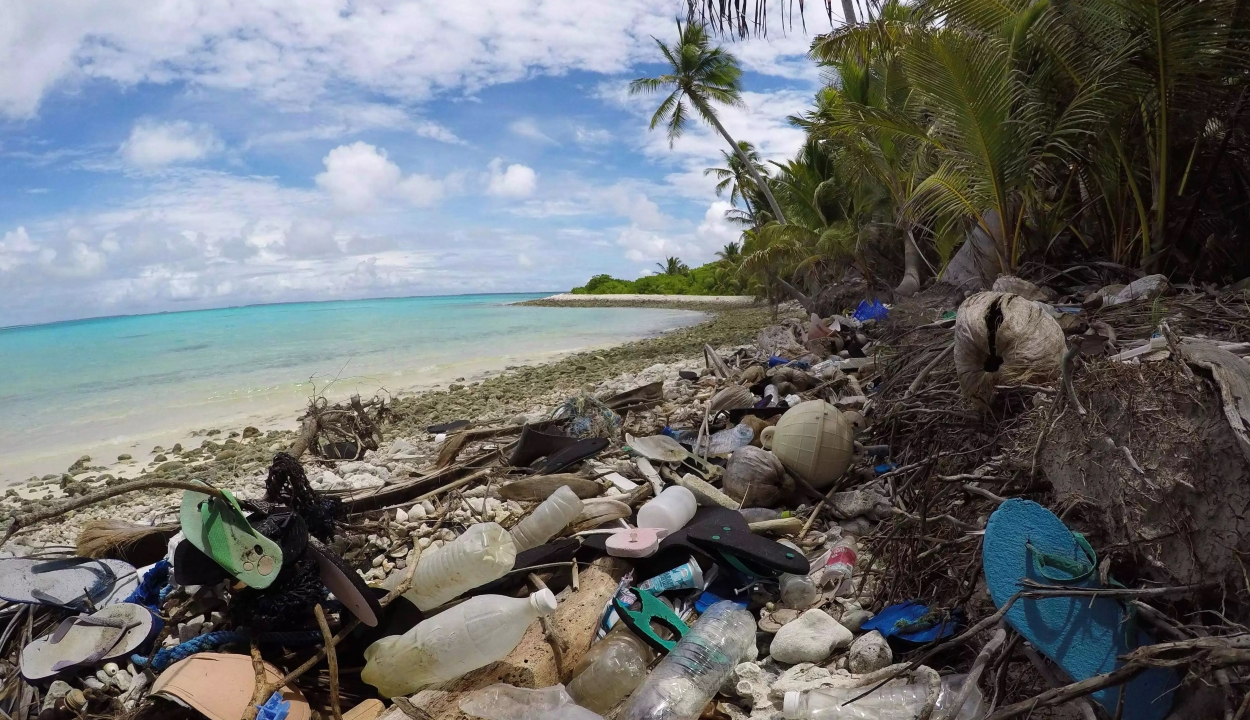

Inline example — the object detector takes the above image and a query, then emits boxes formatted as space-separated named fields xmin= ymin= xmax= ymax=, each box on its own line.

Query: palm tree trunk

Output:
xmin=841 ymin=0 xmax=858 ymax=24
xmin=698 ymin=100 xmax=787 ymax=225
xmin=896 ymin=227 xmax=921 ymax=297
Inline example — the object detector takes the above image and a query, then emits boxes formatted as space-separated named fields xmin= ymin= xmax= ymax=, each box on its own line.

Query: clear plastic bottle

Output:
xmin=705 ymin=425 xmax=754 ymax=455
xmin=819 ymin=535 xmax=858 ymax=595
xmin=362 ymin=589 xmax=558 ymax=697
xmin=510 ymin=485 xmax=585 ymax=552
xmin=782 ymin=674 xmax=984 ymax=720
xmin=637 ymin=486 xmax=697 ymax=534
xmin=404 ymin=522 xmax=517 ymax=611
xmin=621 ymin=601 xmax=755 ymax=720
xmin=460 ymin=684 xmax=605 ymax=720
xmin=779 ymin=573 xmax=820 ymax=609
xmin=566 ymin=625 xmax=657 ymax=713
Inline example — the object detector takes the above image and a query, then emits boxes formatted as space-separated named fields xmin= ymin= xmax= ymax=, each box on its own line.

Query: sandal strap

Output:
xmin=1027 ymin=532 xmax=1097 ymax=583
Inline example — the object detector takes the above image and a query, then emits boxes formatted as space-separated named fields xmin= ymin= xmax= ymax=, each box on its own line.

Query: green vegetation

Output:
xmin=579 ymin=1 xmax=1250 ymax=299
xmin=571 ymin=249 xmax=744 ymax=295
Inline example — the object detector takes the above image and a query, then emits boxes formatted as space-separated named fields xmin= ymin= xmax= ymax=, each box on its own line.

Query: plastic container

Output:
xmin=704 ymin=425 xmax=754 ymax=456
xmin=782 ymin=674 xmax=984 ymax=720
xmin=510 ymin=485 xmax=585 ymax=552
xmin=760 ymin=401 xmax=855 ymax=490
xmin=566 ymin=626 xmax=657 ymax=713
xmin=404 ymin=522 xmax=517 ymax=611
xmin=738 ymin=507 xmax=781 ymax=523
xmin=621 ymin=601 xmax=755 ymax=720
xmin=819 ymin=535 xmax=858 ymax=595
xmin=638 ymin=559 xmax=704 ymax=595
xmin=362 ymin=590 xmax=558 ymax=697
xmin=779 ymin=573 xmax=820 ymax=609
xmin=460 ymin=683 xmax=604 ymax=720
xmin=637 ymin=486 xmax=697 ymax=534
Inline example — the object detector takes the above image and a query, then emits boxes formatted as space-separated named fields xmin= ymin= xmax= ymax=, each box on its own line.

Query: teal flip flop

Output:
xmin=179 ymin=484 xmax=282 ymax=589
xmin=984 ymin=499 xmax=1177 ymax=719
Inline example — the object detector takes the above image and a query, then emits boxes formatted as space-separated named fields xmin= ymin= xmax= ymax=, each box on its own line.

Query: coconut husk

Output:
xmin=497 ymin=474 xmax=604 ymax=502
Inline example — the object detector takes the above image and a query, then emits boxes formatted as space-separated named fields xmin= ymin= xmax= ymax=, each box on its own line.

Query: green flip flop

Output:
xmin=179 ymin=483 xmax=283 ymax=589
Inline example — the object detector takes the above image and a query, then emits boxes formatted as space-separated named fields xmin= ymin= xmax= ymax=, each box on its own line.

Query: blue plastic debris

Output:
xmin=853 ymin=299 xmax=889 ymax=323
xmin=256 ymin=693 xmax=290 ymax=720
xmin=862 ymin=601 xmax=962 ymax=644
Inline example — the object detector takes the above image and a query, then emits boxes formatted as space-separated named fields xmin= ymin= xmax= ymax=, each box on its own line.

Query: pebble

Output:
xmin=178 ymin=621 xmax=204 ymax=643
xmin=847 ymin=631 xmax=892 ymax=674
xmin=839 ymin=608 xmax=874 ymax=633
xmin=408 ymin=504 xmax=427 ymax=520
xmin=769 ymin=609 xmax=853 ymax=665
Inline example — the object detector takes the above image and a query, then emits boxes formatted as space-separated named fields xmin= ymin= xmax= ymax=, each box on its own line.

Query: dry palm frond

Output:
xmin=76 ymin=520 xmax=178 ymax=560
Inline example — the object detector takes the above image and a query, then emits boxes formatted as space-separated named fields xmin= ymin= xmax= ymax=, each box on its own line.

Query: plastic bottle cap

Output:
xmin=530 ymin=588 xmax=558 ymax=615
xmin=782 ymin=691 xmax=801 ymax=718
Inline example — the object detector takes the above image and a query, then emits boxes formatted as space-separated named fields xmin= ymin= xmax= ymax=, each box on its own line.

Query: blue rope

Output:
xmin=133 ymin=630 xmax=323 ymax=672
xmin=123 ymin=559 xmax=171 ymax=610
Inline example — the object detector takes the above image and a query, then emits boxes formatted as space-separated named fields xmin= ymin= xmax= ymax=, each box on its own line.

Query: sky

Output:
xmin=0 ymin=0 xmax=841 ymax=327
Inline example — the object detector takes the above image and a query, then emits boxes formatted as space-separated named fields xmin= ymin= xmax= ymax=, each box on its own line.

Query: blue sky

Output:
xmin=0 ymin=1 xmax=840 ymax=326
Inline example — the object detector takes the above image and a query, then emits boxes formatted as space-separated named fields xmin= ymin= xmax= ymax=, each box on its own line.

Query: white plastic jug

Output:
xmin=405 ymin=522 xmax=517 ymax=611
xmin=362 ymin=590 xmax=558 ymax=697
xmin=637 ymin=486 xmax=697 ymax=534
xmin=510 ymin=485 xmax=584 ymax=552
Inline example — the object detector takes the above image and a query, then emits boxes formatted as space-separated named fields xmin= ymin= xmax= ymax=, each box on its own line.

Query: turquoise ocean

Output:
xmin=0 ymin=294 xmax=704 ymax=485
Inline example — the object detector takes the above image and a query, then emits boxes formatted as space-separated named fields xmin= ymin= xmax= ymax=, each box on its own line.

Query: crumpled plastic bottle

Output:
xmin=704 ymin=424 xmax=754 ymax=455
xmin=459 ymin=683 xmax=604 ymax=720
xmin=621 ymin=601 xmax=756 ymax=720
xmin=782 ymin=674 xmax=985 ymax=720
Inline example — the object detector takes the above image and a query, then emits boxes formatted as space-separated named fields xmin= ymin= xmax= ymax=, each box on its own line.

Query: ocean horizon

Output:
xmin=0 ymin=293 xmax=705 ymax=485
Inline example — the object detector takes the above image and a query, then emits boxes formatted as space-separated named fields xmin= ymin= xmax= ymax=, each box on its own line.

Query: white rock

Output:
xmin=847 ymin=631 xmax=892 ymax=674
xmin=389 ymin=438 xmax=414 ymax=455
xmin=769 ymin=609 xmax=852 ymax=665
xmin=408 ymin=504 xmax=428 ymax=520
xmin=465 ymin=497 xmax=485 ymax=513
xmin=840 ymin=609 xmax=874 ymax=633
xmin=394 ymin=508 xmax=408 ymax=524
xmin=346 ymin=473 xmax=385 ymax=490
xmin=421 ymin=500 xmax=436 ymax=515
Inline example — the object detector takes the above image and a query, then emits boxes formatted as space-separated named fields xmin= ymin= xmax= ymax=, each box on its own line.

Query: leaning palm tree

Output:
xmin=705 ymin=141 xmax=766 ymax=216
xmin=631 ymin=21 xmax=787 ymax=224
xmin=657 ymin=256 xmax=690 ymax=275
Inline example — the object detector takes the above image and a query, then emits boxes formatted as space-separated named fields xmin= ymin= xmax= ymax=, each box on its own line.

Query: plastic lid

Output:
xmin=782 ymin=691 xmax=801 ymax=718
xmin=530 ymin=588 xmax=558 ymax=615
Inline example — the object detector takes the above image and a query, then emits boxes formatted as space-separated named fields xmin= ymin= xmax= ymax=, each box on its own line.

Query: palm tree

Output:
xmin=630 ymin=21 xmax=787 ymax=225
xmin=704 ymin=141 xmax=767 ymax=218
xmin=715 ymin=242 xmax=742 ymax=264
xmin=657 ymin=256 xmax=689 ymax=275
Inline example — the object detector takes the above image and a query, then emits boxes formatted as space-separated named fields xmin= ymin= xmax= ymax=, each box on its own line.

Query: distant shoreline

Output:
xmin=1 ymin=304 xmax=788 ymax=550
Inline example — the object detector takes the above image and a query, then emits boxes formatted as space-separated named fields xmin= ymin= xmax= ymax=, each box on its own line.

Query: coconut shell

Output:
xmin=723 ymin=446 xmax=787 ymax=507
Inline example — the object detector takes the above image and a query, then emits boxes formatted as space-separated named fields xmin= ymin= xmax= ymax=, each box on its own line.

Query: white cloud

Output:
xmin=510 ymin=118 xmax=557 ymax=145
xmin=0 ymin=1 xmax=830 ymax=119
xmin=486 ymin=158 xmax=537 ymax=198
xmin=120 ymin=119 xmax=221 ymax=167
xmin=315 ymin=142 xmax=443 ymax=212
xmin=244 ymin=104 xmax=463 ymax=149
xmin=614 ymin=200 xmax=740 ymax=266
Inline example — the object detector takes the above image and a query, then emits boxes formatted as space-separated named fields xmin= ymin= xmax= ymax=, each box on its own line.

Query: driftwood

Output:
xmin=1 ymin=478 xmax=229 ymax=549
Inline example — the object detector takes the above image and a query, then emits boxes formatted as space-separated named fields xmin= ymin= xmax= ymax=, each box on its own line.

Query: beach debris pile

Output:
xmin=1 ymin=272 xmax=1249 ymax=720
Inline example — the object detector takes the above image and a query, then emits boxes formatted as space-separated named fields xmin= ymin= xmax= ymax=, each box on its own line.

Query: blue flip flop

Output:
xmin=984 ymin=499 xmax=1177 ymax=719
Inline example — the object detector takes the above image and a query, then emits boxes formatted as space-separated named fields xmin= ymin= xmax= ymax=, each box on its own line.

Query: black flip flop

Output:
xmin=532 ymin=437 xmax=609 ymax=475
xmin=306 ymin=538 xmax=381 ymax=627
xmin=630 ymin=506 xmax=809 ymax=580
xmin=509 ymin=426 xmax=582 ymax=468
